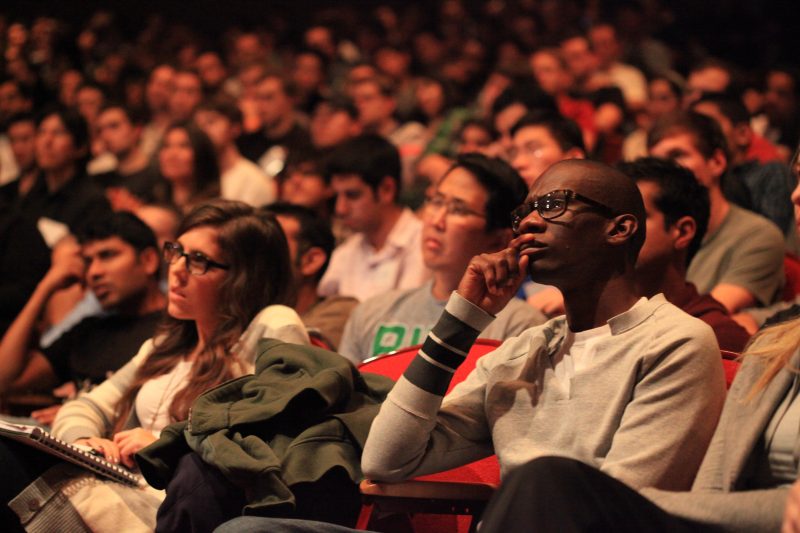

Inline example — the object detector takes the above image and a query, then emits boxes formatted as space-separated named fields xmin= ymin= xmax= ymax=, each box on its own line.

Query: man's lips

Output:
xmin=518 ymin=241 xmax=547 ymax=257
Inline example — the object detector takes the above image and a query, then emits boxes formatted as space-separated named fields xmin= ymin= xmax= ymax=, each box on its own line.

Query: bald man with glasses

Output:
xmin=363 ymin=159 xmax=726 ymax=494
xmin=338 ymin=154 xmax=545 ymax=363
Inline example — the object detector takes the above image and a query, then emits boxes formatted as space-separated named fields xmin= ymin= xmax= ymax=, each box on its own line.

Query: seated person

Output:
xmin=362 ymin=160 xmax=726 ymax=492
xmin=339 ymin=153 xmax=546 ymax=363
xmin=266 ymin=202 xmax=359 ymax=349
xmin=317 ymin=135 xmax=430 ymax=301
xmin=648 ymin=111 xmax=785 ymax=314
xmin=476 ymin=314 xmax=800 ymax=533
xmin=620 ymin=157 xmax=751 ymax=353
xmin=0 ymin=212 xmax=166 ymax=407
xmin=1 ymin=200 xmax=308 ymax=532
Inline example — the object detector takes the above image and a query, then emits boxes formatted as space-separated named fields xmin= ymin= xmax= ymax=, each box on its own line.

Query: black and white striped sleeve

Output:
xmin=401 ymin=292 xmax=495 ymax=396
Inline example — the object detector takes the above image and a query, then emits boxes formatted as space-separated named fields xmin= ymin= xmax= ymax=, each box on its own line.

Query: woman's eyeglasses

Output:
xmin=511 ymin=189 xmax=617 ymax=233
xmin=163 ymin=241 xmax=230 ymax=276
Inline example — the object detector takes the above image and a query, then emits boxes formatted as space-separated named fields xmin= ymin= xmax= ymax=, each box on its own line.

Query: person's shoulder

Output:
xmin=728 ymin=205 xmax=783 ymax=238
xmin=354 ymin=286 xmax=423 ymax=318
xmin=647 ymin=297 xmax=718 ymax=345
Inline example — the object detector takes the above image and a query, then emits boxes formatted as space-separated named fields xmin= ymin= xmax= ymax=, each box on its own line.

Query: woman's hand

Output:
xmin=113 ymin=428 xmax=158 ymax=468
xmin=73 ymin=437 xmax=121 ymax=464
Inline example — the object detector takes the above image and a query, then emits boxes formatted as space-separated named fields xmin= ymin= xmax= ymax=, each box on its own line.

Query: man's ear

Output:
xmin=671 ymin=215 xmax=697 ymax=252
xmin=377 ymin=175 xmax=398 ymax=204
xmin=299 ymin=246 xmax=327 ymax=279
xmin=606 ymin=214 xmax=638 ymax=246
xmin=141 ymin=247 xmax=161 ymax=277
xmin=708 ymin=148 xmax=727 ymax=180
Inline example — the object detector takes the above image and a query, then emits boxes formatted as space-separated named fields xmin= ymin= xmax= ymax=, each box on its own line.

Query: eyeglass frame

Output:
xmin=423 ymin=193 xmax=487 ymax=219
xmin=162 ymin=241 xmax=230 ymax=275
xmin=511 ymin=189 xmax=618 ymax=233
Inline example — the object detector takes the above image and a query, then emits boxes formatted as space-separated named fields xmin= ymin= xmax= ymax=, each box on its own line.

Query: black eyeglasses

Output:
xmin=511 ymin=189 xmax=617 ymax=233
xmin=163 ymin=241 xmax=230 ymax=276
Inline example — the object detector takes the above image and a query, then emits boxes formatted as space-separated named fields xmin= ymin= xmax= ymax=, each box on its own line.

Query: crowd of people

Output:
xmin=0 ymin=1 xmax=800 ymax=532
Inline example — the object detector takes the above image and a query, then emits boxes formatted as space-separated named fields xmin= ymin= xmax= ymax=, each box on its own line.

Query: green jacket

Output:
xmin=137 ymin=339 xmax=394 ymax=514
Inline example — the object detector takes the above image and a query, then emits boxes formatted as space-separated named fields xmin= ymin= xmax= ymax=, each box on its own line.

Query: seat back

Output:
xmin=783 ymin=253 xmax=800 ymax=301
xmin=721 ymin=350 xmax=741 ymax=388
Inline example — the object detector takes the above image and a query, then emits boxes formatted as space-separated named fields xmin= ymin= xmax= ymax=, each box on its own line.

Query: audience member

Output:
xmin=266 ymin=202 xmax=358 ymax=349
xmin=350 ymin=76 xmax=426 ymax=188
xmin=92 ymin=103 xmax=160 ymax=208
xmin=0 ymin=112 xmax=38 ymax=204
xmin=648 ymin=111 xmax=785 ymax=313
xmin=1 ymin=200 xmax=308 ymax=532
xmin=510 ymin=111 xmax=586 ymax=188
xmin=279 ymin=147 xmax=334 ymax=220
xmin=169 ymin=69 xmax=203 ymax=122
xmin=309 ymin=97 xmax=362 ymax=151
xmin=476 ymin=313 xmax=800 ymax=533
xmin=194 ymin=97 xmax=276 ymax=207
xmin=236 ymin=72 xmax=310 ymax=174
xmin=339 ymin=153 xmax=545 ymax=363
xmin=0 ymin=212 xmax=165 ymax=422
xmin=156 ymin=121 xmax=220 ymax=212
xmin=362 ymin=159 xmax=725 ymax=493
xmin=588 ymin=23 xmax=648 ymax=111
xmin=140 ymin=64 xmax=175 ymax=158
xmin=317 ymin=134 xmax=430 ymax=301
xmin=620 ymin=157 xmax=751 ymax=352
xmin=693 ymin=96 xmax=796 ymax=244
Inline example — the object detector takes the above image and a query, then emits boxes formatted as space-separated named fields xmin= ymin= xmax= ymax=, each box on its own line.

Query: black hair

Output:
xmin=195 ymin=96 xmax=243 ymax=125
xmin=648 ymin=74 xmax=684 ymax=99
xmin=445 ymin=153 xmax=528 ymax=232
xmin=98 ymin=101 xmax=146 ymax=126
xmin=647 ymin=110 xmax=730 ymax=162
xmin=693 ymin=94 xmax=750 ymax=126
xmin=490 ymin=78 xmax=558 ymax=117
xmin=264 ymin=202 xmax=335 ymax=281
xmin=618 ymin=157 xmax=710 ymax=265
xmin=5 ymin=110 xmax=35 ymax=130
xmin=511 ymin=110 xmax=586 ymax=154
xmin=36 ymin=105 xmax=90 ymax=165
xmin=325 ymin=134 xmax=401 ymax=198
xmin=458 ymin=118 xmax=499 ymax=142
xmin=77 ymin=211 xmax=160 ymax=268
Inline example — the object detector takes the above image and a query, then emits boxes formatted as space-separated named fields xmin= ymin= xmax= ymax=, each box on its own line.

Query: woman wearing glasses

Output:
xmin=4 ymin=200 xmax=308 ymax=532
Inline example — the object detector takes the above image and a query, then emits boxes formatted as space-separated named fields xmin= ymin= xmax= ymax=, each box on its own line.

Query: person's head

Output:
xmin=169 ymin=69 xmax=203 ymax=122
xmin=95 ymin=103 xmax=142 ymax=158
xmin=457 ymin=119 xmax=498 ymax=155
xmin=414 ymin=76 xmax=452 ymax=121
xmin=292 ymin=48 xmax=327 ymax=95
xmin=116 ymin=199 xmax=294 ymax=428
xmin=193 ymin=97 xmax=243 ymax=151
xmin=195 ymin=50 xmax=228 ymax=91
xmin=510 ymin=111 xmax=586 ymax=187
xmin=512 ymin=159 xmax=645 ymax=289
xmin=647 ymin=110 xmax=729 ymax=190
xmin=0 ymin=78 xmax=30 ymax=120
xmin=618 ymin=157 xmax=710 ymax=285
xmin=77 ymin=211 xmax=161 ymax=311
xmin=326 ymin=134 xmax=401 ymax=232
xmin=6 ymin=111 xmax=37 ymax=173
xmin=764 ymin=68 xmax=798 ymax=125
xmin=309 ymin=97 xmax=362 ymax=149
xmin=35 ymin=106 xmax=90 ymax=175
xmin=146 ymin=64 xmax=175 ymax=114
xmin=588 ymin=23 xmax=621 ymax=70
xmin=647 ymin=76 xmax=683 ymax=119
xmin=692 ymin=95 xmax=752 ymax=163
xmin=491 ymin=81 xmax=558 ymax=155
xmin=57 ymin=70 xmax=84 ymax=107
xmin=254 ymin=72 xmax=295 ymax=129
xmin=351 ymin=77 xmax=396 ymax=131
xmin=530 ymin=48 xmax=572 ymax=96
xmin=266 ymin=202 xmax=335 ymax=284
xmin=134 ymin=203 xmax=181 ymax=250
xmin=559 ymin=34 xmax=597 ymax=82
xmin=158 ymin=121 xmax=219 ymax=198
xmin=685 ymin=59 xmax=733 ymax=106
xmin=280 ymin=147 xmax=333 ymax=214
xmin=423 ymin=153 xmax=528 ymax=274
xmin=74 ymin=82 xmax=106 ymax=126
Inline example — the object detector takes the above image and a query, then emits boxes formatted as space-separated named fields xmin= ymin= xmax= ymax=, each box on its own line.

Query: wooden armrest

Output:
xmin=360 ymin=478 xmax=496 ymax=501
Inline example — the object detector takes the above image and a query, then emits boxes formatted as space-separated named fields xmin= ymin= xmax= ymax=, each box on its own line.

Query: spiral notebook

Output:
xmin=0 ymin=419 xmax=142 ymax=486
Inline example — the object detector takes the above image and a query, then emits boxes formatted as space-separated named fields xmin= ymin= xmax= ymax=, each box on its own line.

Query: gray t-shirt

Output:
xmin=339 ymin=280 xmax=546 ymax=364
xmin=687 ymin=204 xmax=785 ymax=306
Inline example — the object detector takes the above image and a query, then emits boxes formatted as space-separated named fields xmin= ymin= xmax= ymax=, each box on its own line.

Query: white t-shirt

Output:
xmin=221 ymin=157 xmax=277 ymax=207
xmin=135 ymin=359 xmax=193 ymax=435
